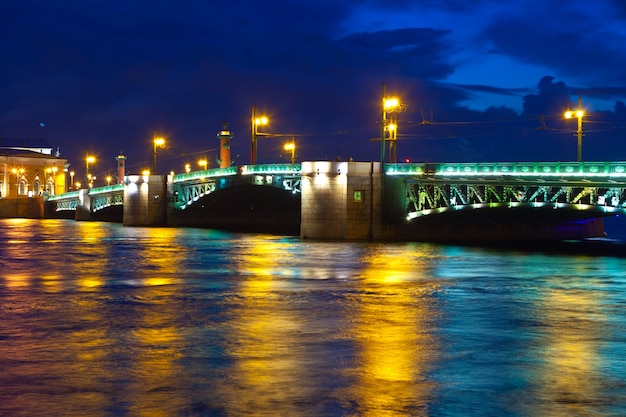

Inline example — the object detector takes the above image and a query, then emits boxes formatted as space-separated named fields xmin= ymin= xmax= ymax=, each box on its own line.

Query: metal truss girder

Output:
xmin=92 ymin=193 xmax=124 ymax=212
xmin=56 ymin=198 xmax=79 ymax=211
xmin=406 ymin=180 xmax=626 ymax=214
xmin=177 ymin=181 xmax=217 ymax=208
xmin=282 ymin=177 xmax=302 ymax=193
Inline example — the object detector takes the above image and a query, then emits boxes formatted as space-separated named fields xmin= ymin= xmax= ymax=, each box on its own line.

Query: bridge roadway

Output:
xmin=45 ymin=161 xmax=626 ymax=242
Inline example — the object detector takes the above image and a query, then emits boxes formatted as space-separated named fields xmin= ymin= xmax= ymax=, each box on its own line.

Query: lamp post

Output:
xmin=11 ymin=168 xmax=24 ymax=215
xmin=564 ymin=96 xmax=584 ymax=162
xmin=388 ymin=121 xmax=398 ymax=164
xmin=380 ymin=84 xmax=400 ymax=170
xmin=198 ymin=159 xmax=208 ymax=170
xmin=284 ymin=139 xmax=296 ymax=164
xmin=251 ymin=106 xmax=268 ymax=165
xmin=153 ymin=134 xmax=166 ymax=173
xmin=85 ymin=155 xmax=95 ymax=188
xmin=51 ymin=166 xmax=58 ymax=195
xmin=70 ymin=171 xmax=75 ymax=190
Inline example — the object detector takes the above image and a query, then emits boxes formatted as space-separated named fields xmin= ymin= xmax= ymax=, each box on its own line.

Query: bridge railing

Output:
xmin=173 ymin=166 xmax=238 ymax=182
xmin=89 ymin=184 xmax=125 ymax=194
xmin=386 ymin=161 xmax=626 ymax=178
xmin=47 ymin=190 xmax=80 ymax=201
xmin=241 ymin=163 xmax=301 ymax=175
xmin=172 ymin=163 xmax=302 ymax=183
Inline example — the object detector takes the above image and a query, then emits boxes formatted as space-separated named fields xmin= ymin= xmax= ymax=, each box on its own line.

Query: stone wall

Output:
xmin=123 ymin=174 xmax=167 ymax=226
xmin=300 ymin=161 xmax=381 ymax=240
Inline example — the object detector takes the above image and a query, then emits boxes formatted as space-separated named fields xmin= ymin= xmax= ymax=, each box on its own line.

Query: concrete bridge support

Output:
xmin=123 ymin=174 xmax=168 ymax=226
xmin=300 ymin=161 xmax=383 ymax=240
xmin=75 ymin=189 xmax=92 ymax=221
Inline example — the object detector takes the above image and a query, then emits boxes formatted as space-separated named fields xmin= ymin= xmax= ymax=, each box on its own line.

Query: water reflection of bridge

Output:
xmin=44 ymin=161 xmax=626 ymax=242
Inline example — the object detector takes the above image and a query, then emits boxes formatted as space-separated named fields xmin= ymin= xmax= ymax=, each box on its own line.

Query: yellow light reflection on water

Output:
xmin=530 ymin=278 xmax=608 ymax=416
xmin=73 ymin=222 xmax=111 ymax=289
xmin=4 ymin=274 xmax=31 ymax=288
xmin=351 ymin=244 xmax=440 ymax=417
xmin=221 ymin=236 xmax=309 ymax=415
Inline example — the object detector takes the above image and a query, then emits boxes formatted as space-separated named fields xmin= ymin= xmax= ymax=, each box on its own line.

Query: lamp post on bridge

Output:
xmin=85 ymin=155 xmax=96 ymax=188
xmin=564 ymin=96 xmax=585 ymax=162
xmin=153 ymin=134 xmax=166 ymax=174
xmin=380 ymin=84 xmax=400 ymax=171
xmin=251 ymin=106 xmax=269 ymax=165
xmin=284 ymin=139 xmax=296 ymax=165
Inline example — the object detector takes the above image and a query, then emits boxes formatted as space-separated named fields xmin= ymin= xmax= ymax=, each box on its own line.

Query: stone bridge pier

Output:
xmin=122 ymin=174 xmax=168 ymax=226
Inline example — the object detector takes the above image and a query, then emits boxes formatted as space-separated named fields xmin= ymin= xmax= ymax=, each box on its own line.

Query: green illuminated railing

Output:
xmin=386 ymin=161 xmax=626 ymax=178
xmin=172 ymin=163 xmax=301 ymax=183
xmin=242 ymin=163 xmax=301 ymax=175
xmin=173 ymin=166 xmax=238 ymax=182
xmin=89 ymin=183 xmax=124 ymax=194
xmin=47 ymin=190 xmax=80 ymax=201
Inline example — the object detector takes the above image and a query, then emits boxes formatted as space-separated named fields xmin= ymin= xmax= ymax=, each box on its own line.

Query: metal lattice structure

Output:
xmin=47 ymin=191 xmax=81 ymax=211
xmin=91 ymin=191 xmax=124 ymax=212
xmin=172 ymin=164 xmax=302 ymax=210
xmin=47 ymin=185 xmax=125 ymax=212
xmin=386 ymin=161 xmax=626 ymax=220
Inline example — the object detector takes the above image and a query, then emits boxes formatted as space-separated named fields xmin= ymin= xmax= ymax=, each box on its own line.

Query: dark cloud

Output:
xmin=608 ymin=0 xmax=626 ymax=17
xmin=522 ymin=76 xmax=571 ymax=116
xmin=482 ymin=10 xmax=626 ymax=84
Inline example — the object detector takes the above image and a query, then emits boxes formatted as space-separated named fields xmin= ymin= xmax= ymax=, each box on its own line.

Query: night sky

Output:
xmin=2 ymin=0 xmax=626 ymax=179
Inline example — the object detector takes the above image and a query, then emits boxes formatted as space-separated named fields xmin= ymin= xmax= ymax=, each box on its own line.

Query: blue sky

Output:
xmin=2 ymin=0 xmax=626 ymax=178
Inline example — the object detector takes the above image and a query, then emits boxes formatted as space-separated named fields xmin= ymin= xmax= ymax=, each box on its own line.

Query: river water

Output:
xmin=1 ymin=218 xmax=625 ymax=417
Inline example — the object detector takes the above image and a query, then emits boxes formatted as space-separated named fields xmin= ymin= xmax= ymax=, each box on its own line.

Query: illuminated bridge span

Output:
xmin=45 ymin=161 xmax=626 ymax=242
xmin=386 ymin=161 xmax=626 ymax=220
xmin=171 ymin=164 xmax=301 ymax=210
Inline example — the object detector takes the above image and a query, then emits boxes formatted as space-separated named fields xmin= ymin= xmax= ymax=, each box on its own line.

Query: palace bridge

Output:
xmin=43 ymin=160 xmax=626 ymax=243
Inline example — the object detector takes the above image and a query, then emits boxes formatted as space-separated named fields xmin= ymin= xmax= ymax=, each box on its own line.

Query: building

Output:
xmin=0 ymin=138 xmax=68 ymax=217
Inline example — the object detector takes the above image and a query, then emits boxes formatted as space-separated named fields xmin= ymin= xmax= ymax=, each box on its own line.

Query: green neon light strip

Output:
xmin=386 ymin=162 xmax=626 ymax=178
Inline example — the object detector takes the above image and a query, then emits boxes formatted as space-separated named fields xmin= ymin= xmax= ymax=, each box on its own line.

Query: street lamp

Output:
xmin=69 ymin=171 xmax=75 ymax=191
xmin=153 ymin=135 xmax=166 ymax=173
xmin=251 ymin=106 xmax=269 ymax=165
xmin=11 ymin=168 xmax=23 ymax=196
xmin=198 ymin=159 xmax=208 ymax=170
xmin=106 ymin=175 xmax=112 ymax=186
xmin=387 ymin=121 xmax=398 ymax=164
xmin=185 ymin=163 xmax=191 ymax=173
xmin=284 ymin=139 xmax=296 ymax=164
xmin=564 ymin=96 xmax=585 ymax=162
xmin=86 ymin=155 xmax=96 ymax=188
xmin=380 ymin=84 xmax=400 ymax=168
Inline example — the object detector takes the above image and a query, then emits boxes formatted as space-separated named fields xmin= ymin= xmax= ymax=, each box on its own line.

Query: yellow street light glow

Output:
xmin=154 ymin=137 xmax=165 ymax=147
xmin=384 ymin=97 xmax=399 ymax=110
xmin=198 ymin=159 xmax=208 ymax=168
xmin=255 ymin=116 xmax=268 ymax=126
xmin=86 ymin=156 xmax=95 ymax=164
xmin=564 ymin=97 xmax=585 ymax=162
xmin=565 ymin=110 xmax=584 ymax=119
xmin=185 ymin=163 xmax=191 ymax=173
xmin=142 ymin=169 xmax=150 ymax=176
xmin=388 ymin=123 xmax=397 ymax=131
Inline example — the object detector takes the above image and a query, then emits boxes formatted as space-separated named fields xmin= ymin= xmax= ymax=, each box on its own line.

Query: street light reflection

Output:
xmin=350 ymin=245 xmax=439 ymax=416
